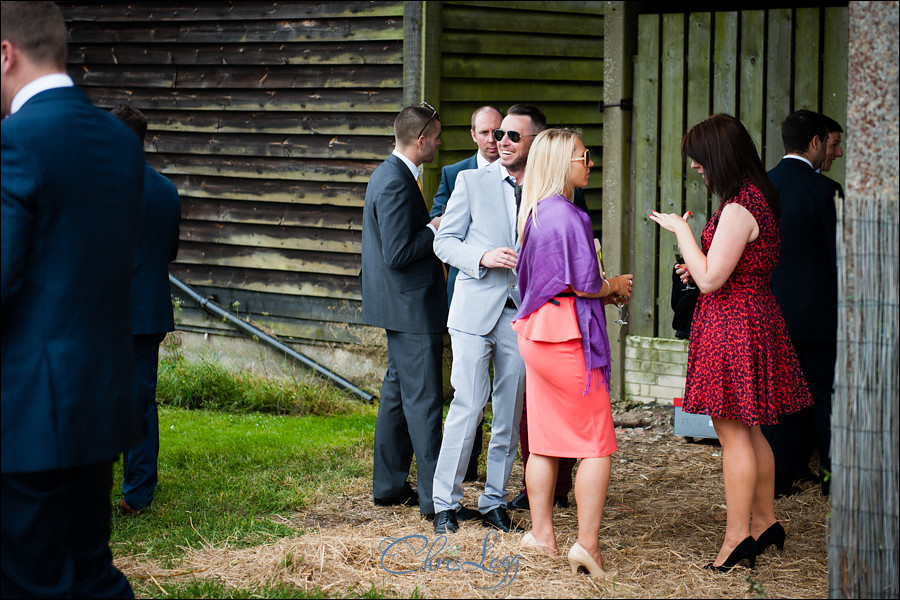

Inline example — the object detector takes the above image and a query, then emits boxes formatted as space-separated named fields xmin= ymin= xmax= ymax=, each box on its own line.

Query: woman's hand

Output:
xmin=607 ymin=274 xmax=633 ymax=299
xmin=675 ymin=263 xmax=694 ymax=286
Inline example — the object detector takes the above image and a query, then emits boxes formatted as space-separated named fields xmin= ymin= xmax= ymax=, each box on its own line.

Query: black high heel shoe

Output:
xmin=704 ymin=536 xmax=758 ymax=572
xmin=754 ymin=522 xmax=786 ymax=554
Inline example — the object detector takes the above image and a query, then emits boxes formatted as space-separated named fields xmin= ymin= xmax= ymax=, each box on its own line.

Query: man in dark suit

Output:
xmin=1 ymin=2 xmax=146 ymax=597
xmin=361 ymin=104 xmax=448 ymax=519
xmin=111 ymin=104 xmax=182 ymax=516
xmin=429 ymin=105 xmax=503 ymax=482
xmin=766 ymin=109 xmax=843 ymax=497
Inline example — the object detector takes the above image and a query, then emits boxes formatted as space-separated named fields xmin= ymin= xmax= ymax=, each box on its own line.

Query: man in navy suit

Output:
xmin=1 ymin=2 xmax=145 ymax=596
xmin=111 ymin=104 xmax=182 ymax=516
xmin=429 ymin=105 xmax=503 ymax=482
xmin=766 ymin=110 xmax=843 ymax=498
xmin=361 ymin=104 xmax=448 ymax=518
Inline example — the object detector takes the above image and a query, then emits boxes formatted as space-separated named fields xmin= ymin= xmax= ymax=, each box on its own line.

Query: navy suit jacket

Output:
xmin=1 ymin=86 xmax=146 ymax=473
xmin=769 ymin=157 xmax=843 ymax=342
xmin=132 ymin=164 xmax=181 ymax=336
xmin=361 ymin=154 xmax=448 ymax=333
xmin=430 ymin=154 xmax=478 ymax=219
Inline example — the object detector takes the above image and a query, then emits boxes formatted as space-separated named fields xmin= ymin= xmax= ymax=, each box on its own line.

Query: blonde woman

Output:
xmin=511 ymin=128 xmax=632 ymax=576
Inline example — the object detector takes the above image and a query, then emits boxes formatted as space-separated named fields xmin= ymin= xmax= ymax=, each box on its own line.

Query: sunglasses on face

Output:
xmin=417 ymin=102 xmax=439 ymax=139
xmin=492 ymin=129 xmax=537 ymax=143
xmin=570 ymin=149 xmax=591 ymax=167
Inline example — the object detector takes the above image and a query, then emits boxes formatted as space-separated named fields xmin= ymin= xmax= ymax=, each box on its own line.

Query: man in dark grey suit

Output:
xmin=361 ymin=104 xmax=448 ymax=518
xmin=766 ymin=109 xmax=843 ymax=498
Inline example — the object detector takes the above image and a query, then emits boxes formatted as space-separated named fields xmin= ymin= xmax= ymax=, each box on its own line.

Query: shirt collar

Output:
xmin=391 ymin=149 xmax=420 ymax=181
xmin=498 ymin=162 xmax=513 ymax=183
xmin=783 ymin=154 xmax=814 ymax=170
xmin=476 ymin=153 xmax=493 ymax=169
xmin=10 ymin=73 xmax=74 ymax=115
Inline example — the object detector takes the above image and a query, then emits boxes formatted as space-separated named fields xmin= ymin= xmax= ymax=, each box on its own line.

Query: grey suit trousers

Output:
xmin=373 ymin=330 xmax=444 ymax=515
xmin=432 ymin=306 xmax=525 ymax=513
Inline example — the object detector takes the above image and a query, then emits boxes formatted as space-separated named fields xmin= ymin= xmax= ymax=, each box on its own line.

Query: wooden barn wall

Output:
xmin=424 ymin=1 xmax=605 ymax=228
xmin=59 ymin=1 xmax=404 ymax=347
xmin=629 ymin=7 xmax=849 ymax=339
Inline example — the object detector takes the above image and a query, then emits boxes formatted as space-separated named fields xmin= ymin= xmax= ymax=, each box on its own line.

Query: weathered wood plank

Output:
xmin=180 ymin=220 xmax=361 ymax=254
xmin=441 ymin=33 xmax=602 ymax=58
xmin=167 ymin=175 xmax=367 ymax=207
xmin=60 ymin=2 xmax=405 ymax=21
xmin=68 ymin=41 xmax=403 ymax=66
xmin=145 ymin=110 xmax=394 ymax=136
xmin=764 ymin=9 xmax=793 ymax=170
xmin=687 ymin=12 xmax=712 ymax=242
xmin=739 ymin=11 xmax=765 ymax=155
xmin=440 ymin=80 xmax=603 ymax=102
xmin=822 ymin=6 xmax=848 ymax=189
xmin=443 ymin=1 xmax=604 ymax=15
xmin=657 ymin=14 xmax=685 ymax=337
xmin=73 ymin=64 xmax=402 ymax=90
xmin=148 ymin=153 xmax=380 ymax=184
xmin=79 ymin=86 xmax=403 ymax=112
xmin=441 ymin=5 xmax=603 ymax=36
xmin=178 ymin=285 xmax=362 ymax=324
xmin=170 ymin=263 xmax=361 ymax=300
xmin=793 ymin=8 xmax=820 ymax=112
xmin=176 ymin=241 xmax=360 ymax=276
xmin=713 ymin=12 xmax=738 ymax=115
xmin=146 ymin=131 xmax=393 ymax=161
xmin=442 ymin=56 xmax=602 ymax=81
xmin=66 ymin=18 xmax=404 ymax=44
xmin=633 ymin=14 xmax=661 ymax=338
xmin=180 ymin=197 xmax=362 ymax=231
xmin=439 ymin=102 xmax=604 ymax=127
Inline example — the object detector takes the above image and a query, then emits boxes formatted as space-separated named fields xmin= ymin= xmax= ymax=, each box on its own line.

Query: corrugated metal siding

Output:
xmin=59 ymin=1 xmax=404 ymax=347
xmin=428 ymin=1 xmax=605 ymax=223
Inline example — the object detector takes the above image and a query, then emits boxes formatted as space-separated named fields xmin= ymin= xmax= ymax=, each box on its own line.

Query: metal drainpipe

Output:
xmin=169 ymin=274 xmax=374 ymax=403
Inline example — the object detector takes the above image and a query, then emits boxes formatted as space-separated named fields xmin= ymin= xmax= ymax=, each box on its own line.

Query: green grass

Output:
xmin=112 ymin=404 xmax=376 ymax=564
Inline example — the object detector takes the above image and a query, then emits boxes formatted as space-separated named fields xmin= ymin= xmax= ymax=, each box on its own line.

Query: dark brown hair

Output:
xmin=681 ymin=113 xmax=780 ymax=221
xmin=110 ymin=104 xmax=147 ymax=143
xmin=393 ymin=104 xmax=440 ymax=145
xmin=0 ymin=1 xmax=67 ymax=69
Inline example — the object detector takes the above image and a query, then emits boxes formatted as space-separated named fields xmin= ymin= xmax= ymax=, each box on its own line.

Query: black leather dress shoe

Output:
xmin=456 ymin=506 xmax=480 ymax=522
xmin=481 ymin=507 xmax=524 ymax=533
xmin=433 ymin=510 xmax=459 ymax=534
xmin=507 ymin=491 xmax=569 ymax=510
xmin=374 ymin=483 xmax=419 ymax=507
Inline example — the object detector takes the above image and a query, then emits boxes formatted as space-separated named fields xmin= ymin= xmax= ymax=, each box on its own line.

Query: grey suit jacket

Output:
xmin=433 ymin=160 xmax=518 ymax=336
xmin=361 ymin=154 xmax=448 ymax=333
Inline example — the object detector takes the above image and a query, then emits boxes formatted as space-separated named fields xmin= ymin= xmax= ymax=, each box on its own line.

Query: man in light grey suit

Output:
xmin=431 ymin=104 xmax=546 ymax=534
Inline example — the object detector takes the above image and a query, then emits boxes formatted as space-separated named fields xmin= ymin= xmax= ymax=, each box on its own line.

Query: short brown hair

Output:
xmin=1 ymin=1 xmax=68 ymax=69
xmin=394 ymin=104 xmax=440 ymax=145
xmin=110 ymin=104 xmax=147 ymax=143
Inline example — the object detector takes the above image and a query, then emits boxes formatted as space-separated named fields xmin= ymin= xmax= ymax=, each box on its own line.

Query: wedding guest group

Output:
xmin=650 ymin=113 xmax=814 ymax=571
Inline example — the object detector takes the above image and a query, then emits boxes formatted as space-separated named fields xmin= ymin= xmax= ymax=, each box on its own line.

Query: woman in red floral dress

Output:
xmin=650 ymin=114 xmax=813 ymax=571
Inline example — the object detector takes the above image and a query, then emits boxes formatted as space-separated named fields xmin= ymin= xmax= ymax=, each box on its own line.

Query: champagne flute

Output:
xmin=613 ymin=295 xmax=628 ymax=325
xmin=673 ymin=243 xmax=695 ymax=290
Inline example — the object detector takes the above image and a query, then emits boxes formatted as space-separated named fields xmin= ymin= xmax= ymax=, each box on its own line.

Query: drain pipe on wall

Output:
xmin=169 ymin=274 xmax=374 ymax=403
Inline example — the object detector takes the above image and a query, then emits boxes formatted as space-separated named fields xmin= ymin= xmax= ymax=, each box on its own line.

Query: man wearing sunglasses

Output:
xmin=431 ymin=104 xmax=557 ymax=535
xmin=361 ymin=104 xmax=447 ymax=521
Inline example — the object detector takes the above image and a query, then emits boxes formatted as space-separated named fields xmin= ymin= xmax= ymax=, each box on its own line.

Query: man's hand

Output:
xmin=429 ymin=215 xmax=442 ymax=230
xmin=480 ymin=247 xmax=518 ymax=269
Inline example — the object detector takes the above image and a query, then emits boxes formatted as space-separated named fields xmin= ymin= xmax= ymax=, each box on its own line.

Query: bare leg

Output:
xmin=711 ymin=418 xmax=755 ymax=567
xmin=749 ymin=425 xmax=777 ymax=537
xmin=524 ymin=453 xmax=559 ymax=555
xmin=574 ymin=456 xmax=612 ymax=570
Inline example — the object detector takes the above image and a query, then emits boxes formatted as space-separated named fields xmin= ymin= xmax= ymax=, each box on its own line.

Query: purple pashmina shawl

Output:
xmin=513 ymin=194 xmax=612 ymax=392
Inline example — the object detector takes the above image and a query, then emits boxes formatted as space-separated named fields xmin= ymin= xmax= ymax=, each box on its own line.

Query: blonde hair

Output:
xmin=517 ymin=128 xmax=580 ymax=240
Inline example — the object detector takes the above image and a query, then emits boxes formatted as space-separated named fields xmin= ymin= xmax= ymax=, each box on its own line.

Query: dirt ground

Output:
xmin=121 ymin=405 xmax=830 ymax=598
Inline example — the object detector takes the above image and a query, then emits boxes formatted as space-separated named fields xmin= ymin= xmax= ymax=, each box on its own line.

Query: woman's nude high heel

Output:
xmin=567 ymin=542 xmax=611 ymax=578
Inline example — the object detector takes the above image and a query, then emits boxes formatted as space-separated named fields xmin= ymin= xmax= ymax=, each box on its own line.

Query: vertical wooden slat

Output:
xmin=739 ymin=11 xmax=766 ymax=156
xmin=632 ymin=14 xmax=661 ymax=338
xmin=421 ymin=0 xmax=442 ymax=206
xmin=765 ymin=9 xmax=793 ymax=169
xmin=657 ymin=13 xmax=686 ymax=336
xmin=793 ymin=7 xmax=821 ymax=111
xmin=686 ymin=12 xmax=712 ymax=243
xmin=822 ymin=6 xmax=849 ymax=189
xmin=712 ymin=11 xmax=738 ymax=116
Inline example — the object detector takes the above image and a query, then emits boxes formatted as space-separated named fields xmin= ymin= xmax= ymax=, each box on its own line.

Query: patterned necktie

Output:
xmin=505 ymin=176 xmax=522 ymax=215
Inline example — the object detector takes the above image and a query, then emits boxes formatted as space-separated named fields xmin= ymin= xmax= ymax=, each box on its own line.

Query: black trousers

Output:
xmin=1 ymin=461 xmax=133 ymax=598
xmin=762 ymin=339 xmax=836 ymax=496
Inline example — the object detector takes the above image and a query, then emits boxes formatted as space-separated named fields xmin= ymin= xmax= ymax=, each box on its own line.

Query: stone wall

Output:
xmin=623 ymin=335 xmax=688 ymax=405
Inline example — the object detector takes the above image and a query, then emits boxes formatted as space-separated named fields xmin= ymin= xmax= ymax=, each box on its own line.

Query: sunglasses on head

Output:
xmin=492 ymin=129 xmax=537 ymax=143
xmin=570 ymin=149 xmax=591 ymax=167
xmin=417 ymin=102 xmax=439 ymax=139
